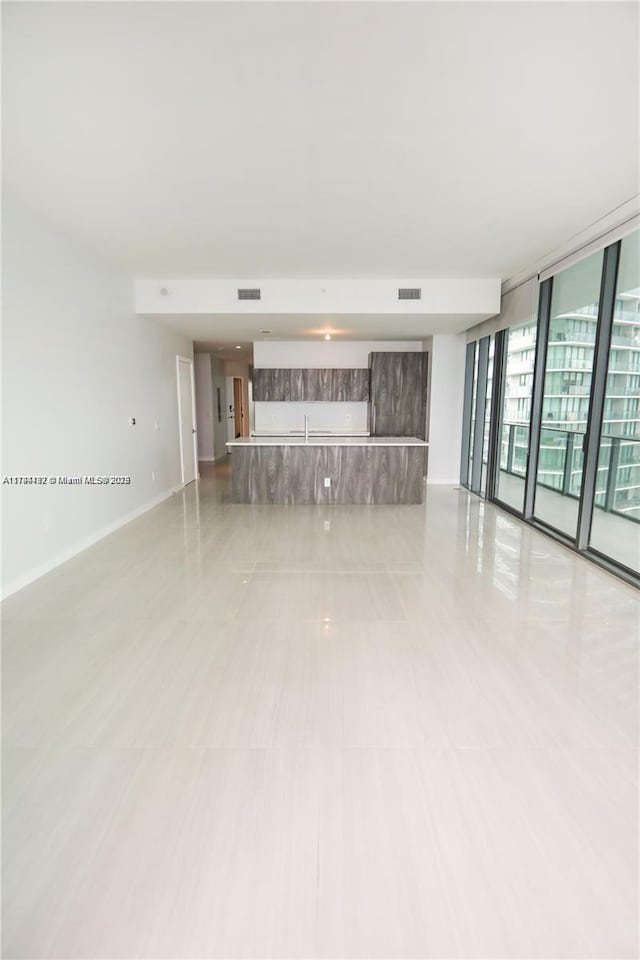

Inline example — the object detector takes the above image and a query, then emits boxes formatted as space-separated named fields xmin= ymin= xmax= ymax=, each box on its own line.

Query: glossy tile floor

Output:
xmin=2 ymin=460 xmax=639 ymax=959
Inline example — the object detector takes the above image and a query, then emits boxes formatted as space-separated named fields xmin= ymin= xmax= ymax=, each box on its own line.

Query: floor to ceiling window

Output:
xmin=460 ymin=342 xmax=475 ymax=488
xmin=480 ymin=335 xmax=495 ymax=496
xmin=495 ymin=320 xmax=537 ymax=512
xmin=533 ymin=249 xmax=604 ymax=539
xmin=467 ymin=342 xmax=479 ymax=486
xmin=589 ymin=231 xmax=640 ymax=574
xmin=462 ymin=226 xmax=639 ymax=586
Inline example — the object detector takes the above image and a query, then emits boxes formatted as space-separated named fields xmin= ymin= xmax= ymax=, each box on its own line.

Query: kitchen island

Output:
xmin=226 ymin=436 xmax=428 ymax=504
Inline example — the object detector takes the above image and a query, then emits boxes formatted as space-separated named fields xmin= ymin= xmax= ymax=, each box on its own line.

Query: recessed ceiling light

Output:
xmin=324 ymin=334 xmax=331 ymax=341
xmin=235 ymin=345 xmax=242 ymax=349
xmin=259 ymin=329 xmax=272 ymax=335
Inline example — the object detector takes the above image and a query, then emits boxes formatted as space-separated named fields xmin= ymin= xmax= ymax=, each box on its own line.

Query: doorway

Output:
xmin=176 ymin=355 xmax=198 ymax=485
xmin=225 ymin=375 xmax=244 ymax=440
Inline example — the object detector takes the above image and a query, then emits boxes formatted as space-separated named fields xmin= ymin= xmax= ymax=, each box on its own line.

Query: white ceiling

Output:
xmin=3 ymin=1 xmax=639 ymax=285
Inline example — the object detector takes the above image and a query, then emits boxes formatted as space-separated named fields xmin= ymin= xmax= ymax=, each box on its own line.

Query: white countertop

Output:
xmin=227 ymin=435 xmax=428 ymax=447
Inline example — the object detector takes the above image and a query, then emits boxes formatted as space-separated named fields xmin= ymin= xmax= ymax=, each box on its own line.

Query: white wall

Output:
xmin=427 ymin=333 xmax=467 ymax=484
xmin=253 ymin=340 xmax=422 ymax=368
xmin=194 ymin=353 xmax=231 ymax=458
xmin=211 ymin=357 xmax=228 ymax=459
xmin=194 ymin=353 xmax=215 ymax=460
xmin=1 ymin=198 xmax=193 ymax=597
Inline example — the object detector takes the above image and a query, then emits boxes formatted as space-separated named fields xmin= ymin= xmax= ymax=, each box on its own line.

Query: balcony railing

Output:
xmin=495 ymin=422 xmax=640 ymax=523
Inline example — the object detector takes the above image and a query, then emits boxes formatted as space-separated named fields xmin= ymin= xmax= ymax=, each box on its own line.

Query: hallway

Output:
xmin=2 ymin=462 xmax=638 ymax=958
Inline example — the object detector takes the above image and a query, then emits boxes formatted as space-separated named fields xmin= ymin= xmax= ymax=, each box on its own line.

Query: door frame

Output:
xmin=224 ymin=375 xmax=235 ymax=443
xmin=176 ymin=355 xmax=198 ymax=485
xmin=233 ymin=376 xmax=244 ymax=437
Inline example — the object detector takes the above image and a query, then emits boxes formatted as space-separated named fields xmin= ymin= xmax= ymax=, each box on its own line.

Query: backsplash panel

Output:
xmin=254 ymin=401 xmax=369 ymax=435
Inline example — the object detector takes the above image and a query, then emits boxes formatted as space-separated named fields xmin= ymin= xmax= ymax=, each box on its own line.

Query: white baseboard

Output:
xmin=1 ymin=484 xmax=183 ymax=601
xmin=426 ymin=478 xmax=460 ymax=485
xmin=198 ymin=456 xmax=216 ymax=462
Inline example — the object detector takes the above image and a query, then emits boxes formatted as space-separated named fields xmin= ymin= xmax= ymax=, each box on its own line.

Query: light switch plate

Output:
xmin=324 ymin=477 xmax=331 ymax=488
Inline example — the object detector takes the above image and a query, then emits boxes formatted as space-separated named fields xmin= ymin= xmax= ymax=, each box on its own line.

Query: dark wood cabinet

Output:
xmin=370 ymin=352 xmax=428 ymax=438
xmin=290 ymin=368 xmax=304 ymax=400
xmin=231 ymin=443 xmax=426 ymax=504
xmin=252 ymin=368 xmax=272 ymax=400
xmin=253 ymin=368 xmax=291 ymax=401
xmin=331 ymin=368 xmax=370 ymax=401
xmin=253 ymin=367 xmax=370 ymax=402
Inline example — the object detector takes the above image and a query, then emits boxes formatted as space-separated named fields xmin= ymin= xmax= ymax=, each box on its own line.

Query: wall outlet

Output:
xmin=129 ymin=416 xmax=136 ymax=426
xmin=324 ymin=520 xmax=331 ymax=531
xmin=324 ymin=477 xmax=331 ymax=488
xmin=345 ymin=414 xmax=351 ymax=422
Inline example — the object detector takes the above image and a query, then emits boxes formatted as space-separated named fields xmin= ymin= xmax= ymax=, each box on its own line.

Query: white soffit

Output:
xmin=135 ymin=277 xmax=501 ymax=316
xmin=466 ymin=278 xmax=538 ymax=343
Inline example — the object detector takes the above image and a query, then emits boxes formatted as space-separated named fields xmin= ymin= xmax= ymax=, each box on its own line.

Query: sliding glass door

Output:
xmin=494 ymin=320 xmax=537 ymax=512
xmin=460 ymin=342 xmax=475 ymax=487
xmin=480 ymin=336 xmax=495 ymax=496
xmin=588 ymin=232 xmax=640 ymax=574
xmin=468 ymin=343 xmax=479 ymax=486
xmin=461 ymin=335 xmax=494 ymax=496
xmin=533 ymin=249 xmax=604 ymax=539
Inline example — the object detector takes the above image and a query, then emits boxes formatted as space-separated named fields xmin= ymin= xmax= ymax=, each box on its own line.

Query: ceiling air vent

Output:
xmin=238 ymin=288 xmax=261 ymax=301
xmin=398 ymin=287 xmax=422 ymax=300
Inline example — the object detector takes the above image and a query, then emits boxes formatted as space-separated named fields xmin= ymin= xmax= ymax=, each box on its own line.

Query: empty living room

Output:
xmin=1 ymin=2 xmax=639 ymax=958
